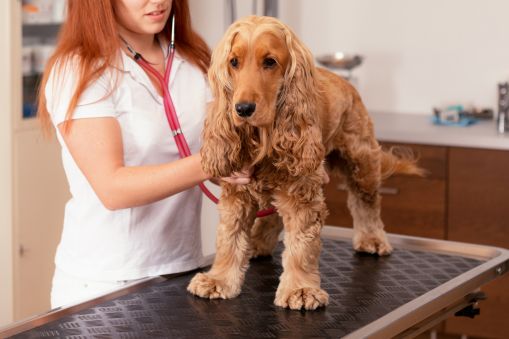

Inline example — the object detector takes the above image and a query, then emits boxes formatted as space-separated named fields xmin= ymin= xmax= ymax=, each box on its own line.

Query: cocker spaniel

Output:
xmin=187 ymin=16 xmax=423 ymax=310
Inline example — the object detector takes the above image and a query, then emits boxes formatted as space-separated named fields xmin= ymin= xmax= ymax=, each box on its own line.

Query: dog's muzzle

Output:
xmin=235 ymin=102 xmax=256 ymax=117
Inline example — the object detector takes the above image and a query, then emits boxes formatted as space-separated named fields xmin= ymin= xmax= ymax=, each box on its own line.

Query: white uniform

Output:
xmin=46 ymin=46 xmax=211 ymax=308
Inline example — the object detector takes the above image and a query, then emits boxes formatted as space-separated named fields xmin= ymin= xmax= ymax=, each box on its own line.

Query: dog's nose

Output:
xmin=235 ymin=102 xmax=256 ymax=117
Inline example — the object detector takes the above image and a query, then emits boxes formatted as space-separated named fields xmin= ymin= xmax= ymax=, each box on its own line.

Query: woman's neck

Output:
xmin=118 ymin=26 xmax=158 ymax=56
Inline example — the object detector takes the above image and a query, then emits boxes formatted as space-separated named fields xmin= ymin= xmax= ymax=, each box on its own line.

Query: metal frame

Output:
xmin=1 ymin=227 xmax=507 ymax=338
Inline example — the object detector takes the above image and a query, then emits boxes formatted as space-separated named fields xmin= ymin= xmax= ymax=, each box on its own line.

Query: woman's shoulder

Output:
xmin=47 ymin=54 xmax=79 ymax=83
xmin=45 ymin=54 xmax=122 ymax=125
xmin=47 ymin=54 xmax=123 ymax=102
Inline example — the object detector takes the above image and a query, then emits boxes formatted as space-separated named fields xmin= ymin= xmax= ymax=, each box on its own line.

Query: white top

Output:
xmin=371 ymin=112 xmax=509 ymax=151
xmin=46 ymin=46 xmax=212 ymax=281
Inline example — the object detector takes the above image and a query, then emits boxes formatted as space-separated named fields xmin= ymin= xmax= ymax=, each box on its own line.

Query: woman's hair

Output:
xmin=38 ymin=0 xmax=211 ymax=133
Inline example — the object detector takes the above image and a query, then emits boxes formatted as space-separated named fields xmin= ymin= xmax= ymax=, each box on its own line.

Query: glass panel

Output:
xmin=21 ymin=0 xmax=65 ymax=119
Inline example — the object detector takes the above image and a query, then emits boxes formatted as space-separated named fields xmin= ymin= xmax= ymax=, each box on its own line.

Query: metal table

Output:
xmin=1 ymin=226 xmax=508 ymax=338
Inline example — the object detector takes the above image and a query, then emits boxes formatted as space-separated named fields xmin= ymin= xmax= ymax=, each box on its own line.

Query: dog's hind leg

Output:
xmin=187 ymin=187 xmax=256 ymax=299
xmin=272 ymin=172 xmax=329 ymax=310
xmin=346 ymin=183 xmax=392 ymax=255
xmin=337 ymin=99 xmax=392 ymax=255
xmin=250 ymin=214 xmax=283 ymax=258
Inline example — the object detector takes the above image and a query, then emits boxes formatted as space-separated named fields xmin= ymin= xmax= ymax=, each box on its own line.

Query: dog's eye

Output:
xmin=263 ymin=57 xmax=277 ymax=69
xmin=230 ymin=57 xmax=239 ymax=68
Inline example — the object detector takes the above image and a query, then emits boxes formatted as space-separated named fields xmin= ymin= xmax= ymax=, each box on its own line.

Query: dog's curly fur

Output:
xmin=187 ymin=16 xmax=423 ymax=310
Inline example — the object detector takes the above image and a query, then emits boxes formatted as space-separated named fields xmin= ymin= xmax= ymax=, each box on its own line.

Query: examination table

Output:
xmin=1 ymin=226 xmax=507 ymax=338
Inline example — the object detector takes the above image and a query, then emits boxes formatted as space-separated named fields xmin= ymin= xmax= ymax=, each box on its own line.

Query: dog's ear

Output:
xmin=271 ymin=24 xmax=325 ymax=177
xmin=201 ymin=29 xmax=245 ymax=178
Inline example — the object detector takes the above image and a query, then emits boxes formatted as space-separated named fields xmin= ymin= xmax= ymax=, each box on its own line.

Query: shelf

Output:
xmin=22 ymin=22 xmax=62 ymax=26
xmin=22 ymin=73 xmax=41 ymax=120
xmin=22 ymin=23 xmax=61 ymax=39
xmin=23 ymin=73 xmax=42 ymax=78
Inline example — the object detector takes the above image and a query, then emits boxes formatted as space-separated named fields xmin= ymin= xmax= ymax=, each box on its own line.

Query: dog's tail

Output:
xmin=380 ymin=146 xmax=427 ymax=180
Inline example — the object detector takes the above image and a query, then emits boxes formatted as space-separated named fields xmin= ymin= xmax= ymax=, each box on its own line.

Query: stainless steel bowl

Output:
xmin=316 ymin=53 xmax=363 ymax=70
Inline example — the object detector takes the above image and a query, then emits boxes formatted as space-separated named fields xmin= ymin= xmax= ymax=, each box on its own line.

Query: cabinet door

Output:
xmin=14 ymin=129 xmax=69 ymax=320
xmin=445 ymin=147 xmax=509 ymax=339
xmin=324 ymin=143 xmax=447 ymax=239
xmin=448 ymin=147 xmax=509 ymax=246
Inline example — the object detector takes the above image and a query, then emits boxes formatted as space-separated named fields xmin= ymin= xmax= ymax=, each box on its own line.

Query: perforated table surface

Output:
xmin=1 ymin=227 xmax=508 ymax=339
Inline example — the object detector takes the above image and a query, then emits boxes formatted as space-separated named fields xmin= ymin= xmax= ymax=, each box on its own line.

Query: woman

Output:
xmin=38 ymin=0 xmax=248 ymax=308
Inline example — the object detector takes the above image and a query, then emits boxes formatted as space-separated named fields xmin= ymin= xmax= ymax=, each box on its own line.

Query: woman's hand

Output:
xmin=219 ymin=166 xmax=253 ymax=185
xmin=212 ymin=165 xmax=329 ymax=186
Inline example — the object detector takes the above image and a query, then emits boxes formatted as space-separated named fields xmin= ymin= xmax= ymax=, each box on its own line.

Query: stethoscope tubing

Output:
xmin=136 ymin=48 xmax=219 ymax=205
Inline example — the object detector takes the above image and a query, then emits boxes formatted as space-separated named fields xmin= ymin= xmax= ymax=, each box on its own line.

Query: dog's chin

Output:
xmin=231 ymin=112 xmax=274 ymax=128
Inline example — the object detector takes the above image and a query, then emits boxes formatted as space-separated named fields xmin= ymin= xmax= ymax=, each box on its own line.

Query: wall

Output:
xmin=299 ymin=0 xmax=509 ymax=114
xmin=189 ymin=0 xmax=302 ymax=52
xmin=191 ymin=0 xmax=509 ymax=115
xmin=0 ymin=0 xmax=14 ymax=328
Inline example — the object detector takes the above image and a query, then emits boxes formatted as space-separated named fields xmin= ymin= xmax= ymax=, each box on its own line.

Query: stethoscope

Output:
xmin=121 ymin=16 xmax=275 ymax=218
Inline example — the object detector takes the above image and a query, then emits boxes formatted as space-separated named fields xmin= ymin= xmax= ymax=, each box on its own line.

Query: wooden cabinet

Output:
xmin=444 ymin=147 xmax=509 ymax=339
xmin=13 ymin=129 xmax=68 ymax=319
xmin=447 ymin=147 xmax=509 ymax=248
xmin=324 ymin=143 xmax=509 ymax=339
xmin=325 ymin=143 xmax=447 ymax=239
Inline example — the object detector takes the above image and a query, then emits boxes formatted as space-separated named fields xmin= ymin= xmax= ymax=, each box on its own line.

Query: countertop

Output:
xmin=370 ymin=112 xmax=509 ymax=151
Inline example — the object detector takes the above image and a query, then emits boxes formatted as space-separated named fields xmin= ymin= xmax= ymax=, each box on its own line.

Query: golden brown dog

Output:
xmin=187 ymin=16 xmax=423 ymax=310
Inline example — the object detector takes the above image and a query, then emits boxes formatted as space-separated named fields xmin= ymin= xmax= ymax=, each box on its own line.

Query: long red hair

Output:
xmin=38 ymin=0 xmax=211 ymax=133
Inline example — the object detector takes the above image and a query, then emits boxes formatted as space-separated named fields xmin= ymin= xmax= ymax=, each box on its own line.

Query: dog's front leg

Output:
xmin=187 ymin=188 xmax=256 ymax=299
xmin=273 ymin=175 xmax=329 ymax=310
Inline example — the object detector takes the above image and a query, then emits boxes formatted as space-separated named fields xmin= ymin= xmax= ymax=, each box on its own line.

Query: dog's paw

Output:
xmin=187 ymin=273 xmax=240 ymax=299
xmin=274 ymin=287 xmax=329 ymax=310
xmin=353 ymin=230 xmax=393 ymax=255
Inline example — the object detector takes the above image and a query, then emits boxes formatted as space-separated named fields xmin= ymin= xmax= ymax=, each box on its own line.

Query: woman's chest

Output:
xmin=111 ymin=66 xmax=208 ymax=165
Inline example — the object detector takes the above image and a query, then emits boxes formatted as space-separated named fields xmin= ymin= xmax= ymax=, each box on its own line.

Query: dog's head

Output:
xmin=202 ymin=16 xmax=324 ymax=177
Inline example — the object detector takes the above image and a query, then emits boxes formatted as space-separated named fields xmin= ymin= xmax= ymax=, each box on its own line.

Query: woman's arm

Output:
xmin=59 ymin=117 xmax=211 ymax=210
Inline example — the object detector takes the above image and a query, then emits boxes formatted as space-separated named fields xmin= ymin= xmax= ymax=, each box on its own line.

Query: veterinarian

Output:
xmin=38 ymin=0 xmax=249 ymax=308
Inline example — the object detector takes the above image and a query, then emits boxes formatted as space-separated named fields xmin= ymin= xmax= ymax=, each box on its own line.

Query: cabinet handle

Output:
xmin=336 ymin=183 xmax=399 ymax=195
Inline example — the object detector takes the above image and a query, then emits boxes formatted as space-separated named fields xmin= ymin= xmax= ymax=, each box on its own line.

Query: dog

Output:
xmin=187 ymin=16 xmax=423 ymax=310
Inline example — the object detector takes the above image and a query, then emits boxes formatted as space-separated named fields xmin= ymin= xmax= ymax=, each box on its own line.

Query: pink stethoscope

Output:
xmin=121 ymin=17 xmax=275 ymax=218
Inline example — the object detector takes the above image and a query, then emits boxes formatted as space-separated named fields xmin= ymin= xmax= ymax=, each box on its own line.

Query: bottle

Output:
xmin=497 ymin=83 xmax=508 ymax=133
